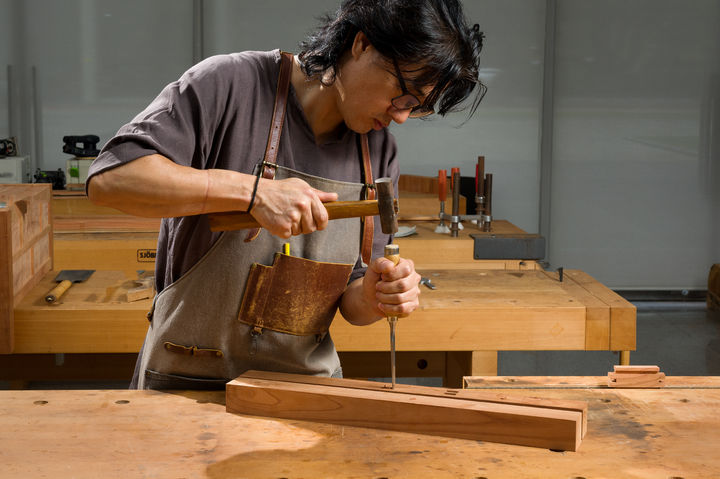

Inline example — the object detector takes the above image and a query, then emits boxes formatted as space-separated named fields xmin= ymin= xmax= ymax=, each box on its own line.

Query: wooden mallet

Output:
xmin=207 ymin=177 xmax=399 ymax=232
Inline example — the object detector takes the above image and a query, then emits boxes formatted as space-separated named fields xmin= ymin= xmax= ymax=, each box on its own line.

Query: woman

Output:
xmin=87 ymin=0 xmax=486 ymax=389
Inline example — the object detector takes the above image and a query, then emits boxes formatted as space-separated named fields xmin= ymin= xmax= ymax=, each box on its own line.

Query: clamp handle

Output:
xmin=438 ymin=169 xmax=447 ymax=202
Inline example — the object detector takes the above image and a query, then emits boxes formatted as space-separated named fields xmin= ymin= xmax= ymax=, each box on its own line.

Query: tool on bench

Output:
xmin=45 ymin=269 xmax=95 ymax=304
xmin=475 ymin=156 xmax=493 ymax=232
xmin=420 ymin=277 xmax=436 ymax=290
xmin=207 ymin=177 xmax=399 ymax=232
xmin=434 ymin=169 xmax=450 ymax=234
xmin=62 ymin=135 xmax=101 ymax=158
xmin=374 ymin=178 xmax=401 ymax=389
xmin=450 ymin=167 xmax=463 ymax=232
xmin=435 ymin=157 xmax=494 ymax=236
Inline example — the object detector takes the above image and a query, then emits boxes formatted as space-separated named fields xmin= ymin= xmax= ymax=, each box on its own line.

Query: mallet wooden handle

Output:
xmin=208 ymin=199 xmax=395 ymax=232
xmin=45 ymin=280 xmax=72 ymax=304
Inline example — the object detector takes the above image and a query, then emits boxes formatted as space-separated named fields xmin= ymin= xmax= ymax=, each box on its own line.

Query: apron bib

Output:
xmin=138 ymin=166 xmax=365 ymax=389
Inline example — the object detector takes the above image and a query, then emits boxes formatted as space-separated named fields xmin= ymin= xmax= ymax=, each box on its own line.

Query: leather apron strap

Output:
xmin=359 ymin=134 xmax=374 ymax=266
xmin=245 ymin=51 xmax=294 ymax=242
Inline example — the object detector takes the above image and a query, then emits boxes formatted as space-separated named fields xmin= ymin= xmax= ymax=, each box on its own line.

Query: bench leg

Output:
xmin=619 ymin=350 xmax=631 ymax=365
xmin=445 ymin=351 xmax=498 ymax=388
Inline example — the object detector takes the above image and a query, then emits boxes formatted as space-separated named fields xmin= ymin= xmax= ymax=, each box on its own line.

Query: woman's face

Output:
xmin=333 ymin=33 xmax=431 ymax=134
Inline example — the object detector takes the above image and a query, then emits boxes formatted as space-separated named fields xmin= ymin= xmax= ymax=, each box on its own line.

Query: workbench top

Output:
xmin=11 ymin=268 xmax=634 ymax=354
xmin=2 ymin=377 xmax=718 ymax=478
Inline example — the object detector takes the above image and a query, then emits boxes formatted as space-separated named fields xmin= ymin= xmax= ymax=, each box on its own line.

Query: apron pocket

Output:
xmin=144 ymin=369 xmax=228 ymax=390
xmin=238 ymin=253 xmax=352 ymax=335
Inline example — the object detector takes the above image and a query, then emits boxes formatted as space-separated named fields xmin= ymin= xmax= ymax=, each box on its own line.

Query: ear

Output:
xmin=350 ymin=31 xmax=373 ymax=60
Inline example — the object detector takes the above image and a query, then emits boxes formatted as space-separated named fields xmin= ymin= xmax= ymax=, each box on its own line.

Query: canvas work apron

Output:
xmin=136 ymin=52 xmax=376 ymax=390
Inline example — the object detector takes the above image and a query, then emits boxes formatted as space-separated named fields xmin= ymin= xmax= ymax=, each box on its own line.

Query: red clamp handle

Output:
xmin=438 ymin=169 xmax=447 ymax=201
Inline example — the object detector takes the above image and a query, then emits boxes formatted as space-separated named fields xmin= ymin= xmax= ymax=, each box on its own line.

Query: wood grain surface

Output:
xmin=1 ymin=377 xmax=718 ymax=478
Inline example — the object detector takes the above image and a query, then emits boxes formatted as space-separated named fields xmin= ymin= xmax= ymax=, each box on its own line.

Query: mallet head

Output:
xmin=374 ymin=177 xmax=398 ymax=235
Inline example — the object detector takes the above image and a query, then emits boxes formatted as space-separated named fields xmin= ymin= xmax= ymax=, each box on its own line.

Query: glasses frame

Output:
xmin=390 ymin=57 xmax=433 ymax=118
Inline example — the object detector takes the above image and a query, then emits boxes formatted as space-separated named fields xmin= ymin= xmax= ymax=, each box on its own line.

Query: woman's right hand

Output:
xmin=250 ymin=177 xmax=339 ymax=239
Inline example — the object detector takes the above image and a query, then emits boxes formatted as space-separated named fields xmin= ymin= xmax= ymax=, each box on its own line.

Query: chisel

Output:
xmin=384 ymin=244 xmax=400 ymax=389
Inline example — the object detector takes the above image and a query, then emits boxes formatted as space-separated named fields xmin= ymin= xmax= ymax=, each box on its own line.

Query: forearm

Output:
xmin=87 ymin=154 xmax=255 ymax=217
xmin=339 ymin=277 xmax=385 ymax=326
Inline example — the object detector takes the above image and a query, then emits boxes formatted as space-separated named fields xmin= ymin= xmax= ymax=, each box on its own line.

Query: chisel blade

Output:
xmin=388 ymin=317 xmax=397 ymax=388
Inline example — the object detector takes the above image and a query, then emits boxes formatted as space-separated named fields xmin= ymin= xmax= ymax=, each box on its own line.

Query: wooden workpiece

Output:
xmin=607 ymin=365 xmax=666 ymax=388
xmin=226 ymin=370 xmax=587 ymax=451
xmin=1 ymin=376 xmax=718 ymax=477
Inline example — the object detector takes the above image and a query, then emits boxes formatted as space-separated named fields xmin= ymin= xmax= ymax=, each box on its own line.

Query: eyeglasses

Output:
xmin=390 ymin=57 xmax=434 ymax=118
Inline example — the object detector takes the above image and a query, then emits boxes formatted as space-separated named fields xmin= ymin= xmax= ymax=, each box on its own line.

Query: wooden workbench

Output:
xmin=6 ymin=267 xmax=635 ymax=386
xmin=1 ymin=376 xmax=717 ymax=478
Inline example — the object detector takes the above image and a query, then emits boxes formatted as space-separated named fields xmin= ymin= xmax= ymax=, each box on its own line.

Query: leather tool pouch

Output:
xmin=238 ymin=253 xmax=352 ymax=336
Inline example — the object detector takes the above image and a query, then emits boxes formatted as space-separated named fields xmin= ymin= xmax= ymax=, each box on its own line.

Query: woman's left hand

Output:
xmin=363 ymin=255 xmax=421 ymax=318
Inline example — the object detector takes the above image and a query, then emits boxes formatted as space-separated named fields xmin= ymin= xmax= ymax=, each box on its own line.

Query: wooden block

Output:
xmin=613 ymin=365 xmax=659 ymax=373
xmin=226 ymin=370 xmax=586 ymax=451
xmin=608 ymin=365 xmax=665 ymax=388
xmin=126 ymin=277 xmax=155 ymax=302
xmin=0 ymin=185 xmax=53 ymax=354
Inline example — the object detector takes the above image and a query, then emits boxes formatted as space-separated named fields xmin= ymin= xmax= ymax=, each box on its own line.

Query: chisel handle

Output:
xmin=208 ymin=199 xmax=393 ymax=232
xmin=45 ymin=280 xmax=72 ymax=304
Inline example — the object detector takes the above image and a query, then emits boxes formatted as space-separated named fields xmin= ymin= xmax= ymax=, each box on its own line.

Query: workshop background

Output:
xmin=1 ymin=0 xmax=718 ymax=383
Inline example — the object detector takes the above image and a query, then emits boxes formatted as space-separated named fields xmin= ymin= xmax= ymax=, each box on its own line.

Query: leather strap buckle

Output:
xmin=163 ymin=341 xmax=224 ymax=358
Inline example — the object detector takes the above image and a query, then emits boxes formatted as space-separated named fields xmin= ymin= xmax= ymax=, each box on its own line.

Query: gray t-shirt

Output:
xmin=88 ymin=50 xmax=399 ymax=292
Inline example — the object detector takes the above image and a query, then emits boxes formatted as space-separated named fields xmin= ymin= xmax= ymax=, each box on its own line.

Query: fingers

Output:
xmin=252 ymin=178 xmax=337 ymax=238
xmin=373 ymin=258 xmax=421 ymax=317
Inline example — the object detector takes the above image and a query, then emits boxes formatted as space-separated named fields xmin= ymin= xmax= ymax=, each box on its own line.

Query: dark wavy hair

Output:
xmin=298 ymin=0 xmax=486 ymax=118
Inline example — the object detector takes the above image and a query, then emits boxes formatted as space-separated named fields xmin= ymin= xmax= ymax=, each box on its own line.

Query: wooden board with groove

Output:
xmin=227 ymin=370 xmax=586 ymax=451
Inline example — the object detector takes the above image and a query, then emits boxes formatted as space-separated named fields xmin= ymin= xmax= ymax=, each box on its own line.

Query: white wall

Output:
xmin=6 ymin=0 xmax=719 ymax=289
xmin=548 ymin=0 xmax=720 ymax=288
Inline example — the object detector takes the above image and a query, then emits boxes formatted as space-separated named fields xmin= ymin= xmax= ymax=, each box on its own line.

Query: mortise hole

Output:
xmin=33 ymin=400 xmax=48 ymax=405
xmin=115 ymin=400 xmax=130 ymax=405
